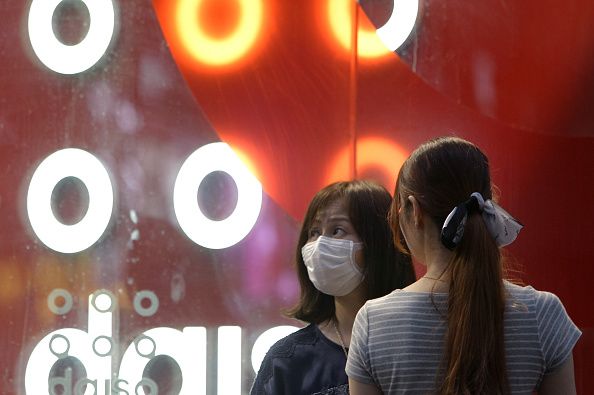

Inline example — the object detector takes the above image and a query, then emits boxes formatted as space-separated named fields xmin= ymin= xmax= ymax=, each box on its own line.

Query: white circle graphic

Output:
xmin=174 ymin=142 xmax=262 ymax=249
xmin=47 ymin=288 xmax=73 ymax=315
xmin=376 ymin=0 xmax=419 ymax=51
xmin=93 ymin=335 xmax=113 ymax=357
xmin=27 ymin=148 xmax=114 ymax=254
xmin=134 ymin=335 xmax=156 ymax=358
xmin=49 ymin=334 xmax=70 ymax=357
xmin=92 ymin=290 xmax=115 ymax=312
xmin=133 ymin=290 xmax=159 ymax=317
xmin=28 ymin=0 xmax=115 ymax=74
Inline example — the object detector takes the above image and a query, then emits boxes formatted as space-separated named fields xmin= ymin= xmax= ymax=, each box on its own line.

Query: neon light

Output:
xmin=326 ymin=136 xmax=409 ymax=192
xmin=173 ymin=142 xmax=262 ymax=249
xmin=217 ymin=326 xmax=241 ymax=394
xmin=176 ymin=0 xmax=263 ymax=67
xmin=26 ymin=148 xmax=114 ymax=254
xmin=251 ymin=326 xmax=300 ymax=373
xmin=376 ymin=0 xmax=419 ymax=51
xmin=327 ymin=0 xmax=418 ymax=57
xmin=28 ymin=0 xmax=115 ymax=74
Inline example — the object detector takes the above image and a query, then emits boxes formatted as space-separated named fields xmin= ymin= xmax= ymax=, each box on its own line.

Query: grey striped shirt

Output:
xmin=346 ymin=282 xmax=581 ymax=394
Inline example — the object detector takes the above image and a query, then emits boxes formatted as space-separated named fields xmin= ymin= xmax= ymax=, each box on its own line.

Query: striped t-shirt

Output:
xmin=346 ymin=282 xmax=581 ymax=394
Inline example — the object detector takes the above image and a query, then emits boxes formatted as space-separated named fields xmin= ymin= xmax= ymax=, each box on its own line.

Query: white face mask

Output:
xmin=301 ymin=236 xmax=364 ymax=296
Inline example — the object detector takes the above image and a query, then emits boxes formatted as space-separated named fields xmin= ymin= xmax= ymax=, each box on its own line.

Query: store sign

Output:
xmin=28 ymin=0 xmax=418 ymax=75
xmin=21 ymin=0 xmax=420 ymax=393
xmin=26 ymin=143 xmax=263 ymax=253
xmin=25 ymin=290 xmax=299 ymax=395
xmin=24 ymin=142 xmax=266 ymax=394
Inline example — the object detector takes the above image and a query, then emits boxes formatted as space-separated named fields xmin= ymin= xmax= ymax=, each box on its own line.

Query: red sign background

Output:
xmin=0 ymin=0 xmax=592 ymax=393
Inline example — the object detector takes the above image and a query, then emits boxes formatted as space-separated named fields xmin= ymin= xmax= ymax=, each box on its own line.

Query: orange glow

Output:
xmin=327 ymin=136 xmax=408 ymax=193
xmin=327 ymin=0 xmax=393 ymax=59
xmin=0 ymin=262 xmax=22 ymax=303
xmin=226 ymin=142 xmax=263 ymax=184
xmin=175 ymin=0 xmax=264 ymax=67
xmin=215 ymin=130 xmax=293 ymax=218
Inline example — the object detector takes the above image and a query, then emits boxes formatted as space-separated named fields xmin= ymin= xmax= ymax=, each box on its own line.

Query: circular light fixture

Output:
xmin=175 ymin=0 xmax=263 ymax=67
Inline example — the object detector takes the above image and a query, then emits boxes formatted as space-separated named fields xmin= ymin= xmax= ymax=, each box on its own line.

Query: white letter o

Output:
xmin=173 ymin=142 xmax=262 ymax=249
xmin=376 ymin=0 xmax=419 ymax=51
xmin=28 ymin=0 xmax=115 ymax=74
xmin=26 ymin=148 xmax=114 ymax=254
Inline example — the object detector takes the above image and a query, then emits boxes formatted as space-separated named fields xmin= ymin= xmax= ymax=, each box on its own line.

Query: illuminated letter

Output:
xmin=376 ymin=0 xmax=419 ymax=51
xmin=176 ymin=0 xmax=263 ymax=67
xmin=328 ymin=0 xmax=418 ymax=57
xmin=26 ymin=148 xmax=114 ymax=254
xmin=118 ymin=327 xmax=207 ymax=395
xmin=173 ymin=142 xmax=262 ymax=249
xmin=217 ymin=326 xmax=241 ymax=394
xmin=251 ymin=326 xmax=300 ymax=373
xmin=28 ymin=0 xmax=115 ymax=74
xmin=25 ymin=290 xmax=114 ymax=395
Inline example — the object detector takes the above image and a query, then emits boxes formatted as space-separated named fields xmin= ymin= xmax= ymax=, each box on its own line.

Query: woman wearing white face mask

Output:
xmin=250 ymin=180 xmax=415 ymax=395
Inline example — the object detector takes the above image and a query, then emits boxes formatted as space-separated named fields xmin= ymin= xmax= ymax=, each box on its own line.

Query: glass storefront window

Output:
xmin=1 ymin=0 xmax=592 ymax=393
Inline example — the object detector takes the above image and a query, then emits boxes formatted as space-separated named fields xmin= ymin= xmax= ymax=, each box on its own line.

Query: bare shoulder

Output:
xmin=538 ymin=355 xmax=577 ymax=395
xmin=348 ymin=378 xmax=382 ymax=395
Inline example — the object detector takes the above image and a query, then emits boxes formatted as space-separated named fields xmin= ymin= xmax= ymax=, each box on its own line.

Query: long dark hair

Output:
xmin=287 ymin=180 xmax=415 ymax=324
xmin=390 ymin=137 xmax=509 ymax=394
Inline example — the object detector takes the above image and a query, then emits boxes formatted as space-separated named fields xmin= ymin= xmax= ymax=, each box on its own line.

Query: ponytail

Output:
xmin=390 ymin=137 xmax=524 ymax=394
xmin=438 ymin=213 xmax=508 ymax=394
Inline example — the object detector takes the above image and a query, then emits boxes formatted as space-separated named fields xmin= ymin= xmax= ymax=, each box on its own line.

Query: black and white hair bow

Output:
xmin=440 ymin=192 xmax=523 ymax=250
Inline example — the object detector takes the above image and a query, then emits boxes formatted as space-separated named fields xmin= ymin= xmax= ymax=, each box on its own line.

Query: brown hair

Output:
xmin=390 ymin=137 xmax=509 ymax=394
xmin=287 ymin=180 xmax=416 ymax=324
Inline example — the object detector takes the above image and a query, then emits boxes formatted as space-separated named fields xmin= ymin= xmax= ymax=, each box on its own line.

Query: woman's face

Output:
xmin=306 ymin=198 xmax=364 ymax=269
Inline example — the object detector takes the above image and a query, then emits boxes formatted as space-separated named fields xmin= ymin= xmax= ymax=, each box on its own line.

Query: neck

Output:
xmin=424 ymin=258 xmax=450 ymax=280
xmin=404 ymin=225 xmax=453 ymax=293
xmin=333 ymin=283 xmax=366 ymax=343
xmin=421 ymin=225 xmax=453 ymax=280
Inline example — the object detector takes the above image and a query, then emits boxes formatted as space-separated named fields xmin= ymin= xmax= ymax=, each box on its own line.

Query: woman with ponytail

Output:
xmin=346 ymin=137 xmax=581 ymax=394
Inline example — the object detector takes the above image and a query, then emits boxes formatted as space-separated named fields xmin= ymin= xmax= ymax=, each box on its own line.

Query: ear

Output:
xmin=407 ymin=195 xmax=423 ymax=228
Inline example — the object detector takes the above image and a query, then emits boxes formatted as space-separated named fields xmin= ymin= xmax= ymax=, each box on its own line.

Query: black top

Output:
xmin=250 ymin=323 xmax=349 ymax=395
